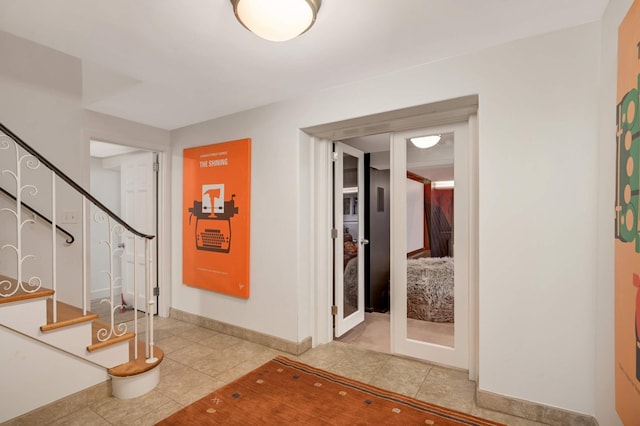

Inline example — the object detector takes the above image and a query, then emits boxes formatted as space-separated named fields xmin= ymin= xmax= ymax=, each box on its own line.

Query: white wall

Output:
xmin=595 ymin=0 xmax=633 ymax=425
xmin=171 ymin=23 xmax=601 ymax=415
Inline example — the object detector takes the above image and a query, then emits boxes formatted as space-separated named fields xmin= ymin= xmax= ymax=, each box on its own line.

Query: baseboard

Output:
xmin=169 ymin=308 xmax=312 ymax=355
xmin=90 ymin=286 xmax=122 ymax=301
xmin=476 ymin=388 xmax=598 ymax=426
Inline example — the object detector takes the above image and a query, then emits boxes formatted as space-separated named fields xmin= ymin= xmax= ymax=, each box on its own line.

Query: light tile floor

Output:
xmin=7 ymin=316 xmax=548 ymax=425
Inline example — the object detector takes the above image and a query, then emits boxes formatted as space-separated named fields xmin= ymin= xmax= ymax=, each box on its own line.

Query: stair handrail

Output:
xmin=0 ymin=122 xmax=154 ymax=240
xmin=0 ymin=185 xmax=75 ymax=244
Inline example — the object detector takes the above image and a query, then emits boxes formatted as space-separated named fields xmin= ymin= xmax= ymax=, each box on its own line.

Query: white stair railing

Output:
xmin=0 ymin=122 xmax=156 ymax=367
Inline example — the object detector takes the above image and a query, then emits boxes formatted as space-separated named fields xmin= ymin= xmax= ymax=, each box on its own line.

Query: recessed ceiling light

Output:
xmin=410 ymin=135 xmax=441 ymax=149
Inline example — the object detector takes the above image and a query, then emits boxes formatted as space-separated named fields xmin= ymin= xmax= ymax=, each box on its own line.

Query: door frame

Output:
xmin=304 ymin=96 xmax=479 ymax=379
xmin=87 ymin=136 xmax=171 ymax=318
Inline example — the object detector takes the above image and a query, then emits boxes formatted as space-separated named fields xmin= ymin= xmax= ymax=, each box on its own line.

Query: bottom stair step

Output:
xmin=108 ymin=339 xmax=164 ymax=377
xmin=108 ymin=340 xmax=164 ymax=399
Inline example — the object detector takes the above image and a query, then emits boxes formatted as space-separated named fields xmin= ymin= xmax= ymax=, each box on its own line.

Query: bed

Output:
xmin=406 ymin=257 xmax=454 ymax=323
xmin=343 ymin=255 xmax=454 ymax=323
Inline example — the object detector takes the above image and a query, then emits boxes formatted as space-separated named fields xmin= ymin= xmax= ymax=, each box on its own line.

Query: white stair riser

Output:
xmin=0 ymin=297 xmax=130 ymax=368
xmin=39 ymin=323 xmax=132 ymax=368
xmin=0 ymin=299 xmax=47 ymax=335
xmin=39 ymin=322 xmax=92 ymax=349
xmin=86 ymin=340 xmax=131 ymax=367
xmin=110 ymin=367 xmax=160 ymax=399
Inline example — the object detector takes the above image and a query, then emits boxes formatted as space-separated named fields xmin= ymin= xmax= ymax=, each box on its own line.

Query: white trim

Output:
xmin=307 ymin=99 xmax=479 ymax=372
xmin=312 ymin=138 xmax=333 ymax=345
xmin=90 ymin=285 xmax=123 ymax=301
xmin=156 ymin=150 xmax=171 ymax=317
xmin=468 ymin=114 xmax=479 ymax=381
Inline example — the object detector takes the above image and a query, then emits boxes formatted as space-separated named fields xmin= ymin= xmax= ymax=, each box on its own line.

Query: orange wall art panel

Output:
xmin=183 ymin=139 xmax=251 ymax=298
xmin=615 ymin=0 xmax=640 ymax=422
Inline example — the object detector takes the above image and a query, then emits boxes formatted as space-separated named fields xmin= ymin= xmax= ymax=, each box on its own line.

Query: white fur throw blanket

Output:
xmin=407 ymin=257 xmax=454 ymax=322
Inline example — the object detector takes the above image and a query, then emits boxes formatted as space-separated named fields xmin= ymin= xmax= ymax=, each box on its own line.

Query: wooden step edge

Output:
xmin=87 ymin=320 xmax=135 ymax=352
xmin=40 ymin=299 xmax=99 ymax=332
xmin=108 ymin=340 xmax=164 ymax=377
xmin=0 ymin=279 xmax=54 ymax=305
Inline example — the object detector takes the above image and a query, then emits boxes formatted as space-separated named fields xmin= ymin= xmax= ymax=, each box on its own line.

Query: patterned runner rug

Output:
xmin=156 ymin=356 xmax=504 ymax=425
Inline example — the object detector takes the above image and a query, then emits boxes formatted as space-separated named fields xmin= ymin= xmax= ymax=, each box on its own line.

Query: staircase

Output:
xmin=0 ymin=123 xmax=163 ymax=423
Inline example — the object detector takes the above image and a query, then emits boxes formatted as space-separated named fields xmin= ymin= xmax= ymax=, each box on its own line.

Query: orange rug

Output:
xmin=157 ymin=356 xmax=503 ymax=425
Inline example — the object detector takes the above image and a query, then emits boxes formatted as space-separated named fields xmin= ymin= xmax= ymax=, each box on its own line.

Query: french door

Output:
xmin=334 ymin=142 xmax=367 ymax=337
xmin=390 ymin=122 xmax=471 ymax=370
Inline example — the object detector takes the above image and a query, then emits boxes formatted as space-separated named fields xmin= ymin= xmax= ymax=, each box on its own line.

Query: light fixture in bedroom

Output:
xmin=410 ymin=134 xmax=441 ymax=149
xmin=433 ymin=180 xmax=454 ymax=189
xmin=230 ymin=0 xmax=322 ymax=42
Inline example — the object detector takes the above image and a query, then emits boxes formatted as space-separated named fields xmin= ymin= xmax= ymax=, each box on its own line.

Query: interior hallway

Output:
xmin=5 ymin=316 xmax=545 ymax=425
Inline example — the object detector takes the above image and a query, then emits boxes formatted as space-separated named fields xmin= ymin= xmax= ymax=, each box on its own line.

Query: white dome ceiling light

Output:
xmin=230 ymin=0 xmax=322 ymax=42
xmin=410 ymin=134 xmax=441 ymax=149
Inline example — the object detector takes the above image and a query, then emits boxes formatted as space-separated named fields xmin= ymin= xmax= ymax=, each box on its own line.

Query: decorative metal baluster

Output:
xmin=133 ymin=235 xmax=138 ymax=360
xmin=94 ymin=211 xmax=127 ymax=342
xmin=145 ymin=238 xmax=157 ymax=363
xmin=82 ymin=196 xmax=87 ymax=315
xmin=51 ymin=171 xmax=57 ymax=322
xmin=0 ymin=138 xmax=41 ymax=297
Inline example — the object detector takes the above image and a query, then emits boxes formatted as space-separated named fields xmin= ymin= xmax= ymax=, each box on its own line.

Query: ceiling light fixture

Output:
xmin=433 ymin=180 xmax=455 ymax=189
xmin=230 ymin=0 xmax=322 ymax=42
xmin=410 ymin=135 xmax=441 ymax=149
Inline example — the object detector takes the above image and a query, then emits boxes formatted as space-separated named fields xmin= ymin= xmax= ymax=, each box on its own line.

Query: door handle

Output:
xmin=117 ymin=243 xmax=125 ymax=249
xmin=360 ymin=238 xmax=369 ymax=245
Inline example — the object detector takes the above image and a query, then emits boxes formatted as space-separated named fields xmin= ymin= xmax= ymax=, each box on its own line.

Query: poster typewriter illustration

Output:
xmin=188 ymin=184 xmax=239 ymax=253
xmin=183 ymin=138 xmax=250 ymax=298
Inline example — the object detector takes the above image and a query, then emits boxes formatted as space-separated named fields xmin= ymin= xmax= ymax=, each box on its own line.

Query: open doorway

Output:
xmin=336 ymin=130 xmax=457 ymax=354
xmin=308 ymin=96 xmax=479 ymax=376
xmin=89 ymin=140 xmax=159 ymax=321
xmin=334 ymin=134 xmax=392 ymax=353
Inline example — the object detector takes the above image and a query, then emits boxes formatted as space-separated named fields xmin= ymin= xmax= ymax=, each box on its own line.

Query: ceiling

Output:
xmin=0 ymin=1 xmax=608 ymax=131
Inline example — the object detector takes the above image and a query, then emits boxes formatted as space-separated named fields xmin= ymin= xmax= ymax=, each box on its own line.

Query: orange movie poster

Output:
xmin=615 ymin=0 xmax=640 ymax=422
xmin=183 ymin=139 xmax=251 ymax=298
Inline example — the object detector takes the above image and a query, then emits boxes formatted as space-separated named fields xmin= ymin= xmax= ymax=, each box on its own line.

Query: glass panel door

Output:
xmin=334 ymin=142 xmax=366 ymax=337
xmin=390 ymin=122 xmax=469 ymax=370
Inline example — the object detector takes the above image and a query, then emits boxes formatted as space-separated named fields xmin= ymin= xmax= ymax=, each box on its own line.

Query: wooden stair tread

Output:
xmin=87 ymin=320 xmax=135 ymax=352
xmin=0 ymin=275 xmax=53 ymax=304
xmin=108 ymin=340 xmax=164 ymax=377
xmin=40 ymin=299 xmax=99 ymax=332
